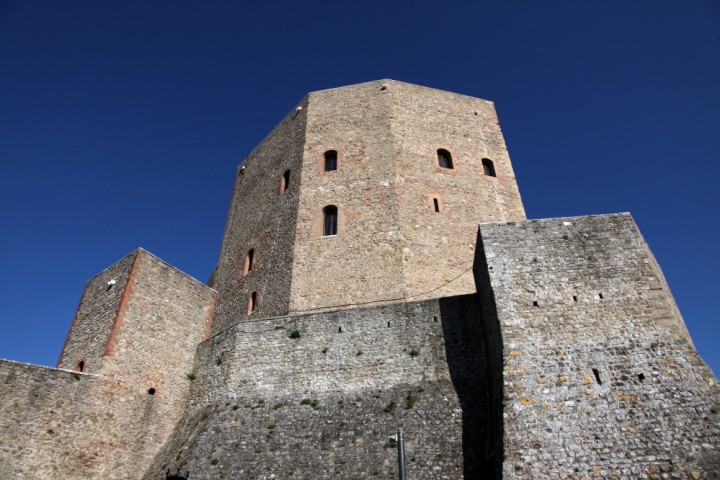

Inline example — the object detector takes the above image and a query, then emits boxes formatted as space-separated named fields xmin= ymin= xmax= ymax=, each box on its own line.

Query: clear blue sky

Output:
xmin=1 ymin=1 xmax=718 ymax=373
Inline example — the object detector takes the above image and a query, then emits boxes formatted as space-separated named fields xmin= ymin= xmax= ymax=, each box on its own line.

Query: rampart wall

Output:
xmin=144 ymin=296 xmax=497 ymax=480
xmin=474 ymin=214 xmax=720 ymax=479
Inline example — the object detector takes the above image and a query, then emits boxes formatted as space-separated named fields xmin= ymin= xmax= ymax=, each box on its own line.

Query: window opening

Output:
xmin=338 ymin=326 xmax=343 ymax=333
xmin=148 ymin=388 xmax=156 ymax=395
xmin=243 ymin=249 xmax=255 ymax=275
xmin=248 ymin=292 xmax=257 ymax=315
xmin=323 ymin=205 xmax=338 ymax=236
xmin=387 ymin=321 xmax=391 ymax=328
xmin=280 ymin=170 xmax=290 ymax=193
xmin=433 ymin=316 xmax=438 ymax=322
xmin=433 ymin=198 xmax=440 ymax=212
xmin=324 ymin=150 xmax=337 ymax=172
xmin=77 ymin=361 xmax=84 ymax=372
xmin=638 ymin=373 xmax=645 ymax=383
xmin=573 ymin=295 xmax=578 ymax=302
xmin=482 ymin=158 xmax=496 ymax=177
xmin=598 ymin=293 xmax=604 ymax=299
xmin=592 ymin=368 xmax=602 ymax=385
xmin=533 ymin=301 xmax=538 ymax=307
xmin=437 ymin=149 xmax=453 ymax=169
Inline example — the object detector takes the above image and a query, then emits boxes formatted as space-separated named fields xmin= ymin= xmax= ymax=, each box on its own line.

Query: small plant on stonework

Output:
xmin=356 ymin=350 xmax=363 ymax=356
xmin=210 ymin=458 xmax=219 ymax=465
xmin=232 ymin=405 xmax=239 ymax=411
xmin=409 ymin=349 xmax=420 ymax=357
xmin=186 ymin=373 xmax=196 ymax=381
xmin=322 ymin=347 xmax=328 ymax=354
xmin=289 ymin=330 xmax=301 ymax=339
xmin=46 ymin=429 xmax=54 ymax=435
xmin=72 ymin=373 xmax=80 ymax=381
xmin=383 ymin=439 xmax=397 ymax=449
xmin=338 ymin=399 xmax=344 ymax=408
xmin=268 ymin=424 xmax=276 ymax=430
xmin=219 ymin=471 xmax=226 ymax=479
xmin=383 ymin=401 xmax=396 ymax=413
xmin=273 ymin=403 xmax=284 ymax=410
xmin=404 ymin=393 xmax=416 ymax=410
xmin=216 ymin=357 xmax=223 ymax=366
xmin=300 ymin=398 xmax=312 ymax=406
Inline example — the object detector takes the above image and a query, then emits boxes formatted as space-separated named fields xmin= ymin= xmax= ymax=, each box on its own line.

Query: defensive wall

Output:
xmin=143 ymin=295 xmax=494 ymax=479
xmin=475 ymin=213 xmax=720 ymax=479
xmin=0 ymin=249 xmax=216 ymax=479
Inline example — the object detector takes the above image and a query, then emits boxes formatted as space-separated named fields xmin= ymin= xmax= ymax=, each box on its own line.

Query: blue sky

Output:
xmin=1 ymin=1 xmax=718 ymax=373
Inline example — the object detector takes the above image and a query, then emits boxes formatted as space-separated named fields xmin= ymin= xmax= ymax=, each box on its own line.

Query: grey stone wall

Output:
xmin=0 ymin=360 xmax=99 ymax=479
xmin=57 ymin=251 xmax=137 ymax=373
xmin=474 ymin=213 xmax=720 ymax=479
xmin=209 ymin=98 xmax=308 ymax=333
xmin=143 ymin=296 xmax=496 ymax=479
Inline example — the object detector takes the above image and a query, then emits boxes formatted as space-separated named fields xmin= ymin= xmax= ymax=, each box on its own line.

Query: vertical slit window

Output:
xmin=248 ymin=292 xmax=257 ymax=315
xmin=323 ymin=205 xmax=338 ymax=236
xmin=482 ymin=158 xmax=496 ymax=177
xmin=324 ymin=150 xmax=337 ymax=172
xmin=280 ymin=170 xmax=290 ymax=193
xmin=433 ymin=198 xmax=440 ymax=212
xmin=243 ymin=249 xmax=255 ymax=275
xmin=437 ymin=149 xmax=453 ymax=169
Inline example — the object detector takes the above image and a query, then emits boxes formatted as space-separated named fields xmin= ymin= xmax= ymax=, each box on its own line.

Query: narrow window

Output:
xmin=592 ymin=368 xmax=602 ymax=385
xmin=323 ymin=205 xmax=338 ymax=236
xmin=638 ymin=373 xmax=645 ymax=383
xmin=243 ymin=249 xmax=255 ymax=275
xmin=247 ymin=292 xmax=257 ymax=315
xmin=148 ymin=388 xmax=156 ymax=395
xmin=433 ymin=198 xmax=440 ymax=212
xmin=482 ymin=158 xmax=496 ymax=177
xmin=437 ymin=149 xmax=453 ymax=169
xmin=324 ymin=150 xmax=337 ymax=172
xmin=280 ymin=170 xmax=290 ymax=194
xmin=77 ymin=361 xmax=84 ymax=372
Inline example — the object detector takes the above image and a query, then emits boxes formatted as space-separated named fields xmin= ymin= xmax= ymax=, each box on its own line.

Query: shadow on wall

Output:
xmin=440 ymin=293 xmax=504 ymax=480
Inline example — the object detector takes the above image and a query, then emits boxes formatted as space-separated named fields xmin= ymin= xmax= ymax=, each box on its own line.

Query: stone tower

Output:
xmin=209 ymin=79 xmax=526 ymax=333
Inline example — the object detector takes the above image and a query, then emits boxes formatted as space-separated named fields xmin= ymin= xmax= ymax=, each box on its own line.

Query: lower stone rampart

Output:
xmin=475 ymin=214 xmax=720 ymax=479
xmin=144 ymin=296 xmax=497 ymax=479
xmin=0 ymin=360 xmax=100 ymax=479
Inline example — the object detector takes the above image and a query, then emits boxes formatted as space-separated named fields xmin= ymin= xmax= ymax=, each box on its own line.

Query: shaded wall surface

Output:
xmin=144 ymin=296 xmax=496 ymax=480
xmin=474 ymin=213 xmax=720 ymax=480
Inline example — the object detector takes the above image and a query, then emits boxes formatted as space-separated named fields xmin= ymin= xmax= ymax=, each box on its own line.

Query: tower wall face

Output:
xmin=288 ymin=82 xmax=405 ymax=313
xmin=474 ymin=214 xmax=720 ymax=479
xmin=57 ymin=251 xmax=137 ymax=373
xmin=287 ymin=80 xmax=525 ymax=315
xmin=210 ymin=100 xmax=308 ymax=334
xmin=387 ymin=81 xmax=526 ymax=300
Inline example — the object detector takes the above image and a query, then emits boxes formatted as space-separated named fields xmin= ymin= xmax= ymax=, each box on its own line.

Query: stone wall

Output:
xmin=387 ymin=80 xmax=526 ymax=301
xmin=209 ymin=99 xmax=308 ymax=333
xmin=0 ymin=250 xmax=217 ymax=479
xmin=57 ymin=251 xmax=137 ymax=373
xmin=143 ymin=296 xmax=497 ymax=479
xmin=0 ymin=361 xmax=99 ymax=479
xmin=474 ymin=213 xmax=720 ymax=479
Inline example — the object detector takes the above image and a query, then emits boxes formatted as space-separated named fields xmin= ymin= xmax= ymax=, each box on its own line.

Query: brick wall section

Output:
xmin=474 ymin=213 xmax=720 ymax=479
xmin=57 ymin=251 xmax=137 ymax=373
xmin=209 ymin=99 xmax=308 ymax=333
xmin=0 ymin=249 xmax=217 ymax=479
xmin=142 ymin=296 xmax=496 ymax=479
xmin=387 ymin=80 xmax=526 ymax=301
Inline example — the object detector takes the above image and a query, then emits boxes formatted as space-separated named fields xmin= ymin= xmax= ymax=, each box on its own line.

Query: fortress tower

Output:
xmin=209 ymin=80 xmax=526 ymax=333
xmin=1 ymin=80 xmax=718 ymax=480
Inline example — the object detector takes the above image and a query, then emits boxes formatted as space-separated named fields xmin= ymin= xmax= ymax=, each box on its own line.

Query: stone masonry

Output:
xmin=0 ymin=80 xmax=717 ymax=479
